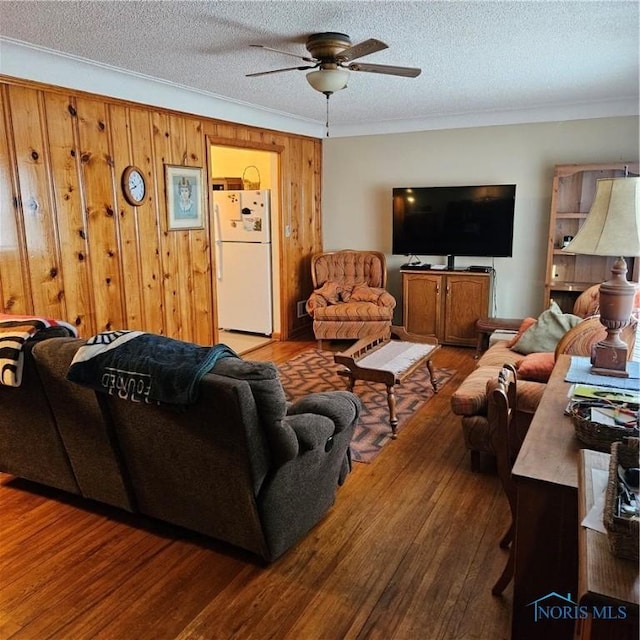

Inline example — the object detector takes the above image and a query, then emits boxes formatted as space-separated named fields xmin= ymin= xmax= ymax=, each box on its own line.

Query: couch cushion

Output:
xmin=213 ymin=357 xmax=286 ymax=422
xmin=511 ymin=301 xmax=582 ymax=355
xmin=312 ymin=320 xmax=392 ymax=342
xmin=477 ymin=341 xmax=525 ymax=368
xmin=211 ymin=357 xmax=307 ymax=467
xmin=314 ymin=281 xmax=343 ymax=304
xmin=572 ymin=284 xmax=600 ymax=318
xmin=451 ymin=365 xmax=503 ymax=416
xmin=452 ymin=359 xmax=546 ymax=419
xmin=516 ymin=379 xmax=546 ymax=415
xmin=516 ymin=352 xmax=555 ymax=383
xmin=32 ymin=337 xmax=136 ymax=510
xmin=506 ymin=317 xmax=536 ymax=348
xmin=0 ymin=339 xmax=81 ymax=495
xmin=349 ymin=285 xmax=386 ymax=303
xmin=459 ymin=378 xmax=544 ymax=453
xmin=313 ymin=301 xmax=394 ymax=322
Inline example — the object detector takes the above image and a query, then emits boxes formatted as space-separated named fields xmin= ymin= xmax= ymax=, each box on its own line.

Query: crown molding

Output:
xmin=0 ymin=37 xmax=325 ymax=138
xmin=1 ymin=37 xmax=637 ymax=140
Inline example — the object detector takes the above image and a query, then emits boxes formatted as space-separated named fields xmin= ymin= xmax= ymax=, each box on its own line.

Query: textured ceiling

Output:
xmin=0 ymin=0 xmax=638 ymax=133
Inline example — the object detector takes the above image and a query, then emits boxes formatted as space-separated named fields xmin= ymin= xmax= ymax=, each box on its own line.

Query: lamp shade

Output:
xmin=563 ymin=177 xmax=640 ymax=257
xmin=306 ymin=68 xmax=349 ymax=94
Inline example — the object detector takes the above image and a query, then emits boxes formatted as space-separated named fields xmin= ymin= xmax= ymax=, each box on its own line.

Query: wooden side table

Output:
xmin=475 ymin=316 xmax=523 ymax=357
xmin=334 ymin=327 xmax=440 ymax=438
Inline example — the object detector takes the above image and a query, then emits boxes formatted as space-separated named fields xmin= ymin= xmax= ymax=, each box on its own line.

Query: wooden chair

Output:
xmin=487 ymin=363 xmax=519 ymax=596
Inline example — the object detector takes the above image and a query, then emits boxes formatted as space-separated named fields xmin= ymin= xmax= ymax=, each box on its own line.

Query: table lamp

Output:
xmin=563 ymin=176 xmax=640 ymax=377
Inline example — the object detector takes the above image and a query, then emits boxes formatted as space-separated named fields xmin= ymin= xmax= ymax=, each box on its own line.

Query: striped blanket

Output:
xmin=0 ymin=314 xmax=78 ymax=387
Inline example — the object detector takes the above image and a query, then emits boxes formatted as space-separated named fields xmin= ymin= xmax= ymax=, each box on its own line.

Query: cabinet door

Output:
xmin=444 ymin=275 xmax=490 ymax=345
xmin=403 ymin=273 xmax=442 ymax=338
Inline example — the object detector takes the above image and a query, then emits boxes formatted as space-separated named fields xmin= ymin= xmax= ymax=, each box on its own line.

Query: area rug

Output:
xmin=277 ymin=349 xmax=456 ymax=463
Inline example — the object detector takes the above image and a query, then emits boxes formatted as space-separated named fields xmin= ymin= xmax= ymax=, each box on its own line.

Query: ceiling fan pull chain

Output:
xmin=325 ymin=94 xmax=330 ymax=138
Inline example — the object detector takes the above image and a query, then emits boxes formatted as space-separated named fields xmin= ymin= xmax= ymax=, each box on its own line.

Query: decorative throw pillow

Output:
xmin=512 ymin=301 xmax=582 ymax=355
xmin=349 ymin=285 xmax=384 ymax=303
xmin=315 ymin=281 xmax=342 ymax=304
xmin=506 ymin=317 xmax=537 ymax=348
xmin=516 ymin=352 xmax=555 ymax=383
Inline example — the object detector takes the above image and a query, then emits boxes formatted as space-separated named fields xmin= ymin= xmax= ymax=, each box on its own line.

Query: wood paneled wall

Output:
xmin=0 ymin=76 xmax=322 ymax=342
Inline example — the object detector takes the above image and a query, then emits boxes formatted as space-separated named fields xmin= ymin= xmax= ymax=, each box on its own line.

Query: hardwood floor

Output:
xmin=0 ymin=341 xmax=512 ymax=640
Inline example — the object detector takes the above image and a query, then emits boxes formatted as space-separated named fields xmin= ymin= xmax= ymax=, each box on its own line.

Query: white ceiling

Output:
xmin=0 ymin=0 xmax=638 ymax=137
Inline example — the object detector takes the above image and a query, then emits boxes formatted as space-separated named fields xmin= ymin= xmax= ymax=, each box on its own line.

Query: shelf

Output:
xmin=544 ymin=162 xmax=639 ymax=309
xmin=547 ymin=282 xmax=593 ymax=292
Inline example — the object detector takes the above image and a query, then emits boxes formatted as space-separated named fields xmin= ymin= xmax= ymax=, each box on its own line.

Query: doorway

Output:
xmin=209 ymin=144 xmax=280 ymax=355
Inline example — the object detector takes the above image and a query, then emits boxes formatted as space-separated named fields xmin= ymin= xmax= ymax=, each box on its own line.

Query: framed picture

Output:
xmin=165 ymin=165 xmax=204 ymax=230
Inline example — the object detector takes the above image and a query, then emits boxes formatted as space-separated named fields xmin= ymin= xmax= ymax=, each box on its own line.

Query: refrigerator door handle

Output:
xmin=215 ymin=241 xmax=223 ymax=280
xmin=214 ymin=203 xmax=223 ymax=280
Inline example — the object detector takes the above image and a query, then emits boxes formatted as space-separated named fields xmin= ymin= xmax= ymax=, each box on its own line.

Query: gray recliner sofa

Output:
xmin=1 ymin=336 xmax=360 ymax=562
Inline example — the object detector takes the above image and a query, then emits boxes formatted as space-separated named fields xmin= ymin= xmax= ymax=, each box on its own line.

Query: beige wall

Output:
xmin=322 ymin=116 xmax=639 ymax=319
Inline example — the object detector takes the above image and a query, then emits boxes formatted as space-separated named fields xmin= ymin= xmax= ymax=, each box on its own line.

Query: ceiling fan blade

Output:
xmin=250 ymin=44 xmax=315 ymax=63
xmin=246 ymin=65 xmax=316 ymax=78
xmin=338 ymin=38 xmax=388 ymax=62
xmin=348 ymin=62 xmax=422 ymax=78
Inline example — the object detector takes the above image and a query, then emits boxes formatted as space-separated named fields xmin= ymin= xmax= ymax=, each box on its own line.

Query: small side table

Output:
xmin=475 ymin=316 xmax=523 ymax=357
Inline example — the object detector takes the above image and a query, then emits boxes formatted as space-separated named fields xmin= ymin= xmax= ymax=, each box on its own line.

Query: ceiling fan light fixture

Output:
xmin=306 ymin=68 xmax=349 ymax=94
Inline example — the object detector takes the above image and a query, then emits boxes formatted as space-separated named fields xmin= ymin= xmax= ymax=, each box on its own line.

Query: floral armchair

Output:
xmin=305 ymin=250 xmax=396 ymax=347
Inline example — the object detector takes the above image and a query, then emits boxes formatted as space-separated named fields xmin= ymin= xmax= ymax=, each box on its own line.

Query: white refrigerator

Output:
xmin=213 ymin=189 xmax=273 ymax=335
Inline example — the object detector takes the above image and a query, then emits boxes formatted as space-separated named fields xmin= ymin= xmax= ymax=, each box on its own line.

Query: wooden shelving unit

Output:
xmin=544 ymin=162 xmax=640 ymax=312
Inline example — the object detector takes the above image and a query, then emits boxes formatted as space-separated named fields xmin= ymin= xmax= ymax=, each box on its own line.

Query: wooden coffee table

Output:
xmin=334 ymin=326 xmax=440 ymax=438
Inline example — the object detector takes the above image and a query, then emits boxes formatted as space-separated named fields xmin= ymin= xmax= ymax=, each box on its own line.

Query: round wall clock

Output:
xmin=122 ymin=165 xmax=147 ymax=206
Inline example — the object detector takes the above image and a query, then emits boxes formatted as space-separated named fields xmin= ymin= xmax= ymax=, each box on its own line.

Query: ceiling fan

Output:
xmin=247 ymin=32 xmax=422 ymax=96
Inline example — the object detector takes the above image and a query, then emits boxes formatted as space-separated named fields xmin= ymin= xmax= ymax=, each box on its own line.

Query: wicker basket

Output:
xmin=569 ymin=400 xmax=639 ymax=452
xmin=603 ymin=437 xmax=639 ymax=561
xmin=242 ymin=165 xmax=261 ymax=190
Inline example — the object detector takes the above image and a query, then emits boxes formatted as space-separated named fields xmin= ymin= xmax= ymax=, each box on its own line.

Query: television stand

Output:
xmin=402 ymin=270 xmax=492 ymax=346
xmin=446 ymin=255 xmax=456 ymax=270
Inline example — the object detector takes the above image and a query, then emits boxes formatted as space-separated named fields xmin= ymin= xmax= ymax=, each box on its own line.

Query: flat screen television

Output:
xmin=392 ymin=184 xmax=516 ymax=267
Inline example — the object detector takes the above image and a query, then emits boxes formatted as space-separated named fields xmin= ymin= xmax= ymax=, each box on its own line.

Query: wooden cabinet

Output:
xmin=402 ymin=270 xmax=491 ymax=346
xmin=545 ymin=163 xmax=639 ymax=312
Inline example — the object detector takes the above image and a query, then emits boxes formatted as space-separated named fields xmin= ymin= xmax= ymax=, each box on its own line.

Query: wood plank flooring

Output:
xmin=0 ymin=341 xmax=512 ymax=640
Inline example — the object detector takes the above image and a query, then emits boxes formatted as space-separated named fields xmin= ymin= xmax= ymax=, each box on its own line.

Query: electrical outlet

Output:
xmin=296 ymin=300 xmax=307 ymax=318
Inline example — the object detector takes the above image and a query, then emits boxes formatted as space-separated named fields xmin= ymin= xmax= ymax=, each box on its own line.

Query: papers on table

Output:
xmin=569 ymin=383 xmax=640 ymax=405
xmin=588 ymin=407 xmax=637 ymax=428
xmin=581 ymin=468 xmax=609 ymax=534
xmin=565 ymin=383 xmax=640 ymax=430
